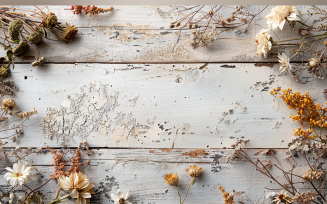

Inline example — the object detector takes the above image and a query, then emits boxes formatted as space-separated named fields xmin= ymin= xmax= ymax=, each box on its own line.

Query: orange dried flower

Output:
xmin=165 ymin=173 xmax=179 ymax=186
xmin=219 ymin=185 xmax=235 ymax=204
xmin=185 ymin=164 xmax=203 ymax=177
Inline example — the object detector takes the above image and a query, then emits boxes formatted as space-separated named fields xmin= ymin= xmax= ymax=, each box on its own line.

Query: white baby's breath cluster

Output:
xmin=227 ymin=139 xmax=250 ymax=161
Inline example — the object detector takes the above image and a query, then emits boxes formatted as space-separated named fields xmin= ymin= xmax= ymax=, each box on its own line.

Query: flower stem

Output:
xmin=177 ymin=185 xmax=181 ymax=204
xmin=182 ymin=177 xmax=195 ymax=204
xmin=47 ymin=193 xmax=72 ymax=204
xmin=273 ymin=33 xmax=327 ymax=44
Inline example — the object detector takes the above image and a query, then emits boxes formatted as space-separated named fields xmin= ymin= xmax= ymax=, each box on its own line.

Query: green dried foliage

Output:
xmin=13 ymin=41 xmax=27 ymax=55
xmin=8 ymin=19 xmax=23 ymax=41
xmin=27 ymin=27 xmax=43 ymax=44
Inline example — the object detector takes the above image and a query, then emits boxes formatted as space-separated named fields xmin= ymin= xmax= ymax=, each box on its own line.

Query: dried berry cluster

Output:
xmin=71 ymin=5 xmax=114 ymax=17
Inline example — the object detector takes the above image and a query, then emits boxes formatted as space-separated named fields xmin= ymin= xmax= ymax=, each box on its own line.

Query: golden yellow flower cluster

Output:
xmin=271 ymin=88 xmax=327 ymax=141
xmin=164 ymin=173 xmax=179 ymax=186
xmin=218 ymin=185 xmax=235 ymax=204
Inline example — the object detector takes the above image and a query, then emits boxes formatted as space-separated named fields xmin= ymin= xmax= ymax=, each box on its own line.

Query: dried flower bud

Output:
xmin=299 ymin=28 xmax=308 ymax=36
xmin=2 ymin=98 xmax=16 ymax=110
xmin=185 ymin=164 xmax=203 ymax=177
xmin=170 ymin=24 xmax=175 ymax=28
xmin=32 ymin=57 xmax=44 ymax=66
xmin=43 ymin=13 xmax=58 ymax=29
xmin=62 ymin=23 xmax=78 ymax=42
xmin=325 ymin=40 xmax=327 ymax=47
xmin=209 ymin=10 xmax=213 ymax=15
xmin=188 ymin=23 xmax=193 ymax=29
xmin=308 ymin=58 xmax=319 ymax=68
xmin=165 ymin=173 xmax=179 ymax=186
xmin=13 ymin=41 xmax=27 ymax=56
xmin=27 ymin=27 xmax=43 ymax=44
xmin=176 ymin=22 xmax=181 ymax=27
xmin=9 ymin=20 xmax=23 ymax=41
xmin=0 ymin=66 xmax=10 ymax=80
xmin=194 ymin=24 xmax=199 ymax=28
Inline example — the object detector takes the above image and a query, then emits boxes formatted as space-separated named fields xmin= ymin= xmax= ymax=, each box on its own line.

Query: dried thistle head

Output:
xmin=13 ymin=41 xmax=27 ymax=56
xmin=2 ymin=98 xmax=16 ymax=110
xmin=62 ymin=23 xmax=78 ymax=42
xmin=185 ymin=164 xmax=203 ymax=177
xmin=9 ymin=19 xmax=23 ymax=41
xmin=32 ymin=57 xmax=44 ymax=66
xmin=27 ymin=27 xmax=43 ymax=44
xmin=43 ymin=12 xmax=58 ymax=29
xmin=0 ymin=66 xmax=10 ymax=80
xmin=165 ymin=173 xmax=179 ymax=186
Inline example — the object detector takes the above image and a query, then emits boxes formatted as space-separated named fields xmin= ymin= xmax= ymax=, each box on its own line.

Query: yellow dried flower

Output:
xmin=219 ymin=185 xmax=235 ymax=204
xmin=0 ymin=66 xmax=10 ymax=80
xmin=185 ymin=164 xmax=203 ymax=177
xmin=2 ymin=98 xmax=16 ymax=110
xmin=165 ymin=173 xmax=179 ymax=186
xmin=62 ymin=23 xmax=78 ymax=42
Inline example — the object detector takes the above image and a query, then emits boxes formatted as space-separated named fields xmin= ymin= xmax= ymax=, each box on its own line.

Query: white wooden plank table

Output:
xmin=1 ymin=5 xmax=327 ymax=204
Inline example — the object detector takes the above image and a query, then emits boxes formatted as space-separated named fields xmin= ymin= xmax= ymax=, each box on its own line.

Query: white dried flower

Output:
xmin=4 ymin=160 xmax=35 ymax=186
xmin=278 ymin=53 xmax=293 ymax=73
xmin=111 ymin=189 xmax=132 ymax=204
xmin=9 ymin=193 xmax=14 ymax=200
xmin=266 ymin=6 xmax=302 ymax=30
xmin=255 ymin=28 xmax=272 ymax=58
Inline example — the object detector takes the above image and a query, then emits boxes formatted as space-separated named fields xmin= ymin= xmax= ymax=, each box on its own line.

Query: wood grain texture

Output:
xmin=0 ymin=5 xmax=326 ymax=63
xmin=1 ymin=63 xmax=326 ymax=149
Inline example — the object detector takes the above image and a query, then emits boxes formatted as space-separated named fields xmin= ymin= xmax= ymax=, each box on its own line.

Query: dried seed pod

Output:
xmin=9 ymin=20 xmax=23 ymax=41
xmin=299 ymin=28 xmax=308 ymax=36
xmin=32 ymin=57 xmax=44 ymax=66
xmin=43 ymin=13 xmax=58 ymax=29
xmin=176 ymin=22 xmax=181 ymax=27
xmin=309 ymin=58 xmax=319 ymax=68
xmin=0 ymin=66 xmax=9 ymax=80
xmin=209 ymin=10 xmax=213 ymax=15
xmin=194 ymin=24 xmax=199 ymax=28
xmin=13 ymin=41 xmax=27 ymax=56
xmin=169 ymin=24 xmax=175 ymax=28
xmin=62 ymin=23 xmax=78 ymax=42
xmin=27 ymin=27 xmax=43 ymax=44
xmin=2 ymin=98 xmax=16 ymax=110
xmin=188 ymin=23 xmax=193 ymax=29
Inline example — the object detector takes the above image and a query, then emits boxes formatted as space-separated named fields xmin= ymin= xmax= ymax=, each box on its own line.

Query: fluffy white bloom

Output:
xmin=255 ymin=28 xmax=272 ymax=58
xmin=4 ymin=160 xmax=35 ymax=186
xmin=266 ymin=6 xmax=302 ymax=30
xmin=278 ymin=53 xmax=293 ymax=73
xmin=111 ymin=189 xmax=132 ymax=204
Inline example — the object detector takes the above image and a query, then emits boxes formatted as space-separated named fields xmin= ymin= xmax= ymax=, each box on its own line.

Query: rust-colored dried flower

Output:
xmin=59 ymin=171 xmax=95 ymax=204
xmin=165 ymin=173 xmax=179 ymax=186
xmin=62 ymin=23 xmax=78 ymax=42
xmin=185 ymin=164 xmax=203 ymax=177
xmin=219 ymin=185 xmax=234 ymax=204
xmin=2 ymin=98 xmax=16 ymax=110
xmin=0 ymin=66 xmax=10 ymax=80
xmin=308 ymin=58 xmax=319 ymax=68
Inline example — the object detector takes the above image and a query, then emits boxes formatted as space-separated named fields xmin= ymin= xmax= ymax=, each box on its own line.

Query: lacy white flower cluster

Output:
xmin=227 ymin=139 xmax=250 ymax=161
xmin=288 ymin=137 xmax=309 ymax=154
xmin=255 ymin=5 xmax=302 ymax=75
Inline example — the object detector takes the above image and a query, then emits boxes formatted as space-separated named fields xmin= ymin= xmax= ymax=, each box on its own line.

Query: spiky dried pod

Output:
xmin=9 ymin=20 xmax=23 ymax=41
xmin=13 ymin=41 xmax=27 ymax=56
xmin=27 ymin=27 xmax=43 ymax=44
xmin=62 ymin=23 xmax=78 ymax=42
xmin=43 ymin=13 xmax=58 ymax=29
xmin=32 ymin=57 xmax=44 ymax=66
xmin=0 ymin=66 xmax=9 ymax=80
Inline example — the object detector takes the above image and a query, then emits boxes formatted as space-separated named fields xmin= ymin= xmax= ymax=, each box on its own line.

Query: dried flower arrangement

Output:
xmin=70 ymin=5 xmax=114 ymax=17
xmin=165 ymin=5 xmax=267 ymax=48
xmin=164 ymin=164 xmax=203 ymax=204
xmin=255 ymin=6 xmax=327 ymax=80
xmin=0 ymin=5 xmax=79 ymax=72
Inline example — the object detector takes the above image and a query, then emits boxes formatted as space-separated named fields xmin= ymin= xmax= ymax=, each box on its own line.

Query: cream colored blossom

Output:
xmin=272 ymin=190 xmax=293 ymax=204
xmin=111 ymin=189 xmax=132 ymax=204
xmin=278 ymin=53 xmax=293 ymax=73
xmin=255 ymin=28 xmax=272 ymax=58
xmin=266 ymin=6 xmax=301 ymax=30
xmin=185 ymin=164 xmax=203 ymax=177
xmin=4 ymin=160 xmax=35 ymax=186
xmin=58 ymin=171 xmax=95 ymax=204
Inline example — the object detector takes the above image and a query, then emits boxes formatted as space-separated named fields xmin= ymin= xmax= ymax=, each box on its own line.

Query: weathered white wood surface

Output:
xmin=2 ymin=63 xmax=326 ymax=148
xmin=1 ymin=5 xmax=327 ymax=204
xmin=0 ymin=5 xmax=327 ymax=63
xmin=0 ymin=149 xmax=323 ymax=203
